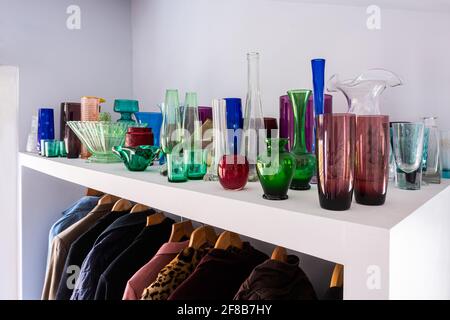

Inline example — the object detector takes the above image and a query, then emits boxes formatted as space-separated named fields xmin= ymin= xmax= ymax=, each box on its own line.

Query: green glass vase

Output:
xmin=287 ymin=89 xmax=315 ymax=190
xmin=257 ymin=138 xmax=296 ymax=200
xmin=182 ymin=92 xmax=207 ymax=180
xmin=161 ymin=89 xmax=188 ymax=182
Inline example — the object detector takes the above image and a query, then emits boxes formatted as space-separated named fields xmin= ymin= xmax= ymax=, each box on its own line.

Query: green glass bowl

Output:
xmin=67 ymin=121 xmax=146 ymax=163
xmin=113 ymin=145 xmax=161 ymax=171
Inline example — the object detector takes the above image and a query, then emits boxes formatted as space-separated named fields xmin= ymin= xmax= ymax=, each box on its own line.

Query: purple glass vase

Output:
xmin=198 ymin=106 xmax=212 ymax=124
xmin=280 ymin=94 xmax=332 ymax=152
xmin=316 ymin=113 xmax=356 ymax=211
xmin=354 ymin=115 xmax=390 ymax=205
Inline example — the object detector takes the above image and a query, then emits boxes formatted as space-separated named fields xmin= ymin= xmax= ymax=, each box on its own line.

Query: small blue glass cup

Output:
xmin=134 ymin=112 xmax=163 ymax=146
xmin=224 ymin=98 xmax=243 ymax=155
xmin=37 ymin=108 xmax=55 ymax=152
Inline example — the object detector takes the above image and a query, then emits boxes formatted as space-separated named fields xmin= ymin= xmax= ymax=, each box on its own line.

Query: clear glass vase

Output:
xmin=204 ymin=99 xmax=227 ymax=181
xmin=328 ymin=69 xmax=402 ymax=205
xmin=161 ymin=89 xmax=187 ymax=183
xmin=422 ymin=117 xmax=441 ymax=184
xmin=182 ymin=92 xmax=206 ymax=180
xmin=242 ymin=52 xmax=266 ymax=182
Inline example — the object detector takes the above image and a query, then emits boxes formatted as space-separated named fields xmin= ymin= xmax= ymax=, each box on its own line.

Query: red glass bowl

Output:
xmin=218 ymin=155 xmax=249 ymax=190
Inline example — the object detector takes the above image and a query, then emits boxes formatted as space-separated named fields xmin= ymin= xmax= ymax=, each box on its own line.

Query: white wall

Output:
xmin=0 ymin=66 xmax=19 ymax=299
xmin=131 ymin=0 xmax=450 ymax=130
xmin=0 ymin=0 xmax=133 ymax=149
xmin=0 ymin=0 xmax=133 ymax=299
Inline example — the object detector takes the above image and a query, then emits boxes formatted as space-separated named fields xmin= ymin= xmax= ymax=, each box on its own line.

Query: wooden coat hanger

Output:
xmin=97 ymin=194 xmax=120 ymax=205
xmin=146 ymin=212 xmax=166 ymax=227
xmin=330 ymin=264 xmax=344 ymax=288
xmin=111 ymin=199 xmax=133 ymax=212
xmin=86 ymin=188 xmax=104 ymax=197
xmin=169 ymin=220 xmax=194 ymax=242
xmin=130 ymin=204 xmax=149 ymax=213
xmin=214 ymin=231 xmax=243 ymax=250
xmin=189 ymin=226 xmax=217 ymax=249
xmin=271 ymin=246 xmax=287 ymax=263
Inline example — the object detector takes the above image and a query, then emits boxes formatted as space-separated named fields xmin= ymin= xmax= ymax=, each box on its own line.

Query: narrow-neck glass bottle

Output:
xmin=243 ymin=52 xmax=266 ymax=182
xmin=182 ymin=92 xmax=206 ymax=180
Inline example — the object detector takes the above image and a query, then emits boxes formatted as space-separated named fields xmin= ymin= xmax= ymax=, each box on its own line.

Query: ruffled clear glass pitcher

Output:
xmin=327 ymin=69 xmax=403 ymax=205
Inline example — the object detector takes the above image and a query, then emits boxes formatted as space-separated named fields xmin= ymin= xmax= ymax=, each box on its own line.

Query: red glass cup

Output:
xmin=125 ymin=127 xmax=154 ymax=148
xmin=264 ymin=117 xmax=278 ymax=139
xmin=316 ymin=114 xmax=356 ymax=211
xmin=218 ymin=155 xmax=249 ymax=190
xmin=354 ymin=115 xmax=390 ymax=206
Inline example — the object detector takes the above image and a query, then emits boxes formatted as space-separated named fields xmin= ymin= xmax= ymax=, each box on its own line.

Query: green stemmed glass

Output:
xmin=287 ymin=89 xmax=316 ymax=190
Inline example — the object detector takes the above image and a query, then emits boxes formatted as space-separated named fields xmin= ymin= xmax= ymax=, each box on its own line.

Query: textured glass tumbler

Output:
xmin=167 ymin=153 xmax=188 ymax=182
xmin=316 ymin=114 xmax=356 ymax=211
xmin=422 ymin=117 xmax=441 ymax=184
xmin=354 ymin=115 xmax=390 ymax=205
xmin=392 ymin=122 xmax=425 ymax=190
xmin=441 ymin=130 xmax=450 ymax=179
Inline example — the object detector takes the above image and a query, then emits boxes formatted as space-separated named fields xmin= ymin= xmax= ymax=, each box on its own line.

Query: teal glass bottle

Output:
xmin=287 ymin=89 xmax=316 ymax=190
xmin=257 ymin=138 xmax=296 ymax=200
xmin=114 ymin=99 xmax=139 ymax=123
xmin=161 ymin=89 xmax=187 ymax=182
xmin=182 ymin=92 xmax=207 ymax=180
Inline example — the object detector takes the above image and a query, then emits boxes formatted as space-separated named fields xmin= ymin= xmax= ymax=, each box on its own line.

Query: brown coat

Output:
xmin=41 ymin=203 xmax=113 ymax=300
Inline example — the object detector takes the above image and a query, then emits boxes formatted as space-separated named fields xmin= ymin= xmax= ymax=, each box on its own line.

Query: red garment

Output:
xmin=122 ymin=240 xmax=188 ymax=300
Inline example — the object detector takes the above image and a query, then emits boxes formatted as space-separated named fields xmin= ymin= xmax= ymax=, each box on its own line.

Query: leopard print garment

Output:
xmin=141 ymin=247 xmax=207 ymax=300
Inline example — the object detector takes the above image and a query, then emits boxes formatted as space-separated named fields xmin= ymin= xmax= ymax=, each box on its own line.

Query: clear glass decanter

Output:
xmin=242 ymin=52 xmax=266 ymax=182
xmin=327 ymin=69 xmax=403 ymax=206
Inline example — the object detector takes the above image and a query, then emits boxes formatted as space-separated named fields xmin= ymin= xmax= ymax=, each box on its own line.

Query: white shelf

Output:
xmin=19 ymin=152 xmax=450 ymax=299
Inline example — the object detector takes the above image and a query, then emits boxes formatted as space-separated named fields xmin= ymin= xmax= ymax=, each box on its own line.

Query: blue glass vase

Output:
xmin=224 ymin=98 xmax=243 ymax=155
xmin=37 ymin=108 xmax=55 ymax=152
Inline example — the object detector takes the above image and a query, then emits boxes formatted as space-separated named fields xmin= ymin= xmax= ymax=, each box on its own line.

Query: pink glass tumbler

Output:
xmin=316 ymin=113 xmax=356 ymax=211
xmin=354 ymin=115 xmax=390 ymax=206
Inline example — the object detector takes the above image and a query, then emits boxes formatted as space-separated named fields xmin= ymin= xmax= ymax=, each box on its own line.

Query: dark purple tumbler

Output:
xmin=316 ymin=113 xmax=356 ymax=211
xmin=198 ymin=106 xmax=212 ymax=125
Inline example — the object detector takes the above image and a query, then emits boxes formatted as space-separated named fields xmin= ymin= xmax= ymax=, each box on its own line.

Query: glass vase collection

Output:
xmin=48 ymin=52 xmax=438 ymax=211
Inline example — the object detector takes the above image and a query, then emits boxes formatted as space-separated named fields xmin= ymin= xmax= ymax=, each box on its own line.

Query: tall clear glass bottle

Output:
xmin=182 ymin=92 xmax=206 ymax=180
xmin=204 ymin=99 xmax=227 ymax=181
xmin=243 ymin=52 xmax=266 ymax=182
xmin=422 ymin=117 xmax=441 ymax=184
xmin=161 ymin=89 xmax=187 ymax=183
